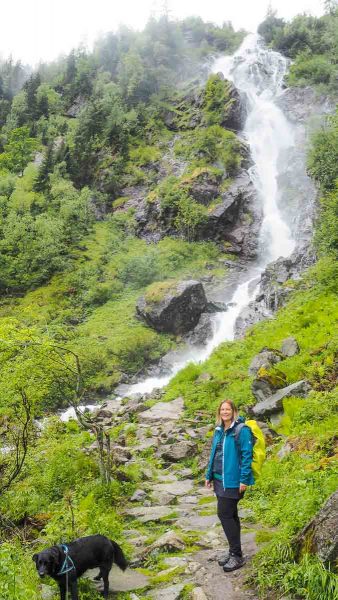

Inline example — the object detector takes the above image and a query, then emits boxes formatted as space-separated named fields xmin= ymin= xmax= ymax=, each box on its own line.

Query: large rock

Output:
xmin=136 ymin=280 xmax=207 ymax=335
xmin=294 ymin=490 xmax=338 ymax=564
xmin=143 ymin=530 xmax=185 ymax=555
xmin=251 ymin=380 xmax=311 ymax=418
xmin=139 ymin=397 xmax=184 ymax=422
xmin=248 ymin=349 xmax=283 ymax=376
xmin=281 ymin=337 xmax=300 ymax=357
xmin=157 ymin=441 xmax=197 ymax=462
xmin=251 ymin=367 xmax=288 ymax=402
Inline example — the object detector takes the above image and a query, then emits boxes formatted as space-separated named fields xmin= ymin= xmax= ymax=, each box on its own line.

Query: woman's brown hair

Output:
xmin=216 ymin=399 xmax=238 ymax=426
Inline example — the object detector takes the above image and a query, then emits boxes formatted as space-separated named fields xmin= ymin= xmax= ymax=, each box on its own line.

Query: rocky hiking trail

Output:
xmin=87 ymin=396 xmax=269 ymax=600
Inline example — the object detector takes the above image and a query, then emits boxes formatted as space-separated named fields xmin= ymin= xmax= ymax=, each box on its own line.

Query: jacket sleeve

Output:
xmin=205 ymin=433 xmax=216 ymax=481
xmin=239 ymin=426 xmax=253 ymax=485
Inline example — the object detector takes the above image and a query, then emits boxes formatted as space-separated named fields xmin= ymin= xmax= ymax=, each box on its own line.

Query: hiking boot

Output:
xmin=218 ymin=552 xmax=230 ymax=566
xmin=222 ymin=554 xmax=245 ymax=572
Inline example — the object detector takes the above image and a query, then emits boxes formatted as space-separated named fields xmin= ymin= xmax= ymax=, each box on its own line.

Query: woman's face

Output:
xmin=220 ymin=402 xmax=233 ymax=423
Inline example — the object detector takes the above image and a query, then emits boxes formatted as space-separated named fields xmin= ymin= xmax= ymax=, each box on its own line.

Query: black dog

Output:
xmin=33 ymin=534 xmax=128 ymax=599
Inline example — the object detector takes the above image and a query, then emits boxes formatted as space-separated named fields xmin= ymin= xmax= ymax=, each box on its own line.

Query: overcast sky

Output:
xmin=0 ymin=0 xmax=325 ymax=65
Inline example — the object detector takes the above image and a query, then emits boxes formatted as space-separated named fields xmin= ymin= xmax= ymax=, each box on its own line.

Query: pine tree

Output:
xmin=34 ymin=144 xmax=55 ymax=192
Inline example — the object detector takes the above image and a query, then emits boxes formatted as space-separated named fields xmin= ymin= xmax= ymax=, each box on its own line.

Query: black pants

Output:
xmin=217 ymin=496 xmax=242 ymax=556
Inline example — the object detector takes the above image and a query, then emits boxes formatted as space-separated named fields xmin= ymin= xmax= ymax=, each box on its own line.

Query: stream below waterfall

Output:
xmin=62 ymin=34 xmax=305 ymax=420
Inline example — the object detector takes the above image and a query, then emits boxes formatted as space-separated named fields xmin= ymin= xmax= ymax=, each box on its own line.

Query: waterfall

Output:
xmin=62 ymin=34 xmax=300 ymax=416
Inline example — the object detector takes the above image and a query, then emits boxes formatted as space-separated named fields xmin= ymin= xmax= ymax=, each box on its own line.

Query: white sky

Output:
xmin=0 ymin=0 xmax=325 ymax=65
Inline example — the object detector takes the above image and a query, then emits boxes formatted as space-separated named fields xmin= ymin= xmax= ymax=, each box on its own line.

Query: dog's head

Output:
xmin=32 ymin=546 xmax=62 ymax=578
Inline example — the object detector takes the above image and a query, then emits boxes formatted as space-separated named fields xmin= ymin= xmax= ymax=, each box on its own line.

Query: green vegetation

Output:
xmin=258 ymin=5 xmax=338 ymax=91
xmin=0 ymin=7 xmax=336 ymax=600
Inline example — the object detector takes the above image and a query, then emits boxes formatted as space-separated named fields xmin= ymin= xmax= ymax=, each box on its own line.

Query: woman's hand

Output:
xmin=205 ymin=479 xmax=212 ymax=489
xmin=239 ymin=483 xmax=247 ymax=493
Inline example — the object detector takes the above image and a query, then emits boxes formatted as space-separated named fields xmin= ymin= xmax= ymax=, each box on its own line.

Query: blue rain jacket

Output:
xmin=205 ymin=416 xmax=254 ymax=488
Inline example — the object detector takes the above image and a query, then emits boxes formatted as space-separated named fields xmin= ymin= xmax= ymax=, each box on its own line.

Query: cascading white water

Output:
xmin=215 ymin=33 xmax=295 ymax=263
xmin=62 ymin=34 xmax=299 ymax=416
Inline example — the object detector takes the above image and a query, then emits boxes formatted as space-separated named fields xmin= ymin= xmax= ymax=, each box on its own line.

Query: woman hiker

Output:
xmin=205 ymin=399 xmax=254 ymax=572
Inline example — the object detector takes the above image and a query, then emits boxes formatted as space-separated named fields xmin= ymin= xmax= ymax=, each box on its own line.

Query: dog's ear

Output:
xmin=50 ymin=546 xmax=62 ymax=574
xmin=32 ymin=553 xmax=38 ymax=564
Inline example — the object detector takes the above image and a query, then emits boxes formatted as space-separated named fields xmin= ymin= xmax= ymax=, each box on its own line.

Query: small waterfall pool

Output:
xmin=62 ymin=34 xmax=301 ymax=418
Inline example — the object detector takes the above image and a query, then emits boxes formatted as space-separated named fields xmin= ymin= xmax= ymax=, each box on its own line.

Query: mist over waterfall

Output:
xmin=92 ymin=34 xmax=302 ymax=402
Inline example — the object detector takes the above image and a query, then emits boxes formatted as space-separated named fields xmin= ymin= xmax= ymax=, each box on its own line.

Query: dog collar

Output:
xmin=57 ymin=544 xmax=76 ymax=576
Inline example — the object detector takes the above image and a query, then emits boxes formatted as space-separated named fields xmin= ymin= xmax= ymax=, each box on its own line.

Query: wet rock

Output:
xmin=281 ymin=337 xmax=300 ymax=357
xmin=136 ymin=280 xmax=207 ymax=335
xmin=184 ymin=314 xmax=213 ymax=346
xmin=248 ymin=349 xmax=283 ymax=376
xmin=199 ymin=172 xmax=262 ymax=258
xmin=251 ymin=380 xmax=311 ymax=418
xmin=294 ymin=490 xmax=338 ymax=564
xmin=205 ymin=300 xmax=228 ymax=313
xmin=215 ymin=73 xmax=247 ymax=131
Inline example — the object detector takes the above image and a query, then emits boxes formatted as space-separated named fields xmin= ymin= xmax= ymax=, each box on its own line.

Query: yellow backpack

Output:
xmin=235 ymin=420 xmax=266 ymax=480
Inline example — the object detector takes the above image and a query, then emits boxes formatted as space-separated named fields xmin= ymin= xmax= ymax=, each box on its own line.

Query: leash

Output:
xmin=57 ymin=544 xmax=76 ymax=599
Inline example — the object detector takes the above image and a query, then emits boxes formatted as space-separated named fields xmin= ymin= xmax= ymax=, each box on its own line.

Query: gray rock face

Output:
xmin=215 ymin=73 xmax=247 ymax=131
xmin=248 ymin=349 xmax=283 ymax=376
xmin=234 ymin=246 xmax=316 ymax=337
xmin=281 ymin=337 xmax=300 ymax=357
xmin=199 ymin=171 xmax=262 ymax=258
xmin=184 ymin=314 xmax=213 ymax=346
xmin=251 ymin=380 xmax=311 ymax=418
xmin=136 ymin=280 xmax=207 ymax=335
xmin=188 ymin=170 xmax=222 ymax=205
xmin=294 ymin=490 xmax=338 ymax=564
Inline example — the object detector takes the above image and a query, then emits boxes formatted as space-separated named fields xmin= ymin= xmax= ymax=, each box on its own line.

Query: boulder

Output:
xmin=157 ymin=441 xmax=197 ymax=462
xmin=136 ymin=280 xmax=207 ymax=335
xmin=143 ymin=530 xmax=185 ymax=555
xmin=251 ymin=380 xmax=311 ymax=418
xmin=139 ymin=397 xmax=184 ymax=422
xmin=294 ymin=490 xmax=338 ymax=564
xmin=251 ymin=367 xmax=288 ymax=402
xmin=281 ymin=337 xmax=300 ymax=357
xmin=130 ymin=489 xmax=147 ymax=502
xmin=248 ymin=349 xmax=283 ymax=376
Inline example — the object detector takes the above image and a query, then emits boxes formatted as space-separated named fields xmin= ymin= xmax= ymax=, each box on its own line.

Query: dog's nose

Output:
xmin=38 ymin=572 xmax=45 ymax=577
